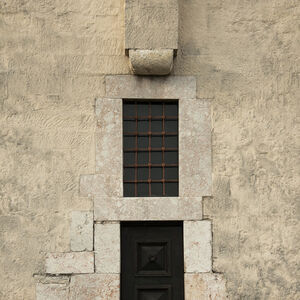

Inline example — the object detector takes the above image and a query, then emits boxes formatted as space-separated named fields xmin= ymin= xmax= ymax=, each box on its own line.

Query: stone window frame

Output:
xmin=37 ymin=76 xmax=227 ymax=299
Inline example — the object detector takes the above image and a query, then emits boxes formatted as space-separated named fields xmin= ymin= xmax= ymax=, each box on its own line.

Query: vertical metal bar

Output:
xmin=148 ymin=101 xmax=151 ymax=197
xmin=135 ymin=101 xmax=138 ymax=197
xmin=162 ymin=102 xmax=166 ymax=196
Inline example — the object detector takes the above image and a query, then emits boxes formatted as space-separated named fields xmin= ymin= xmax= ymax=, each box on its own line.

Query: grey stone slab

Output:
xmin=45 ymin=252 xmax=94 ymax=274
xmin=179 ymin=99 xmax=212 ymax=197
xmin=69 ymin=274 xmax=120 ymax=300
xmin=95 ymin=222 xmax=120 ymax=273
xmin=94 ymin=197 xmax=202 ymax=221
xmin=36 ymin=283 xmax=69 ymax=300
xmin=105 ymin=75 xmax=196 ymax=99
xmin=184 ymin=220 xmax=212 ymax=272
xmin=70 ymin=211 xmax=93 ymax=251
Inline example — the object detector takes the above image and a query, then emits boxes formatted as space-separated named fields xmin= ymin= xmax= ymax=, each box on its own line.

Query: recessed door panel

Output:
xmin=121 ymin=222 xmax=184 ymax=300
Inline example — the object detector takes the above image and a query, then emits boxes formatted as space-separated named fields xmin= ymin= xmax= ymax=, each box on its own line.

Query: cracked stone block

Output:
xmin=184 ymin=220 xmax=212 ymax=272
xmin=185 ymin=273 xmax=227 ymax=300
xmin=95 ymin=222 xmax=120 ymax=273
xmin=70 ymin=211 xmax=93 ymax=251
xmin=45 ymin=252 xmax=94 ymax=274
xmin=36 ymin=283 xmax=69 ymax=300
xmin=69 ymin=274 xmax=120 ymax=300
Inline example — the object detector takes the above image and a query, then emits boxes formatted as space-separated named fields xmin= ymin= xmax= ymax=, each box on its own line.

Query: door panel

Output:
xmin=121 ymin=222 xmax=184 ymax=300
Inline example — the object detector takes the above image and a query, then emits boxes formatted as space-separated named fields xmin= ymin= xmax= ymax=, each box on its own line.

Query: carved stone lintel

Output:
xmin=129 ymin=49 xmax=174 ymax=75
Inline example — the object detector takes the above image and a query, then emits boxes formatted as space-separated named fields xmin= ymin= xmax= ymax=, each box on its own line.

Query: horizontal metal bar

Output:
xmin=124 ymin=148 xmax=178 ymax=152
xmin=124 ymin=164 xmax=178 ymax=168
xmin=123 ymin=132 xmax=178 ymax=136
xmin=123 ymin=116 xmax=178 ymax=121
xmin=124 ymin=179 xmax=179 ymax=183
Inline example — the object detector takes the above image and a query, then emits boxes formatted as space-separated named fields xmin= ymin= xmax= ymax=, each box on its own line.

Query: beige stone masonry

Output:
xmin=179 ymin=99 xmax=212 ymax=197
xmin=129 ymin=49 xmax=174 ymax=75
xmin=70 ymin=211 xmax=93 ymax=252
xmin=94 ymin=222 xmax=120 ymax=273
xmin=184 ymin=220 xmax=212 ymax=273
xmin=36 ymin=283 xmax=69 ymax=300
xmin=95 ymin=98 xmax=123 ymax=178
xmin=185 ymin=273 xmax=227 ymax=300
xmin=80 ymin=174 xmax=122 ymax=197
xmin=45 ymin=252 xmax=94 ymax=274
xmin=94 ymin=197 xmax=202 ymax=221
xmin=105 ymin=75 xmax=196 ymax=99
xmin=69 ymin=274 xmax=120 ymax=300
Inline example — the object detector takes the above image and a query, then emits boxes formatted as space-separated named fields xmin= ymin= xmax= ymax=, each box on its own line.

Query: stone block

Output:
xmin=184 ymin=220 xmax=212 ymax=272
xmin=129 ymin=49 xmax=174 ymax=75
xmin=185 ymin=273 xmax=227 ymax=300
xmin=94 ymin=197 xmax=202 ymax=221
xmin=45 ymin=252 xmax=94 ymax=274
xmin=69 ymin=274 xmax=120 ymax=300
xmin=105 ymin=75 xmax=196 ymax=99
xmin=95 ymin=222 xmax=120 ymax=273
xmin=70 ymin=211 xmax=93 ymax=251
xmin=95 ymin=98 xmax=122 ymax=177
xmin=80 ymin=174 xmax=122 ymax=197
xmin=125 ymin=0 xmax=178 ymax=50
xmin=179 ymin=99 xmax=212 ymax=197
xmin=36 ymin=283 xmax=69 ymax=300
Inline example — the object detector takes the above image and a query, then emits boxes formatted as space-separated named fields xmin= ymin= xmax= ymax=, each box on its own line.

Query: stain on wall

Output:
xmin=0 ymin=0 xmax=299 ymax=299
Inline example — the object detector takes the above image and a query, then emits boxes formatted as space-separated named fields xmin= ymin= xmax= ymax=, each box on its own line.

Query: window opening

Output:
xmin=123 ymin=100 xmax=178 ymax=197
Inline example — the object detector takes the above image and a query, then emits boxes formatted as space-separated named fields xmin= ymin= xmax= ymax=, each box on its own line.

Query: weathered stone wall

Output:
xmin=0 ymin=0 xmax=299 ymax=299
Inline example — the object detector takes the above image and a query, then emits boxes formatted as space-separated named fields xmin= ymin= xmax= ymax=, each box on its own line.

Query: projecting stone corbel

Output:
xmin=125 ymin=0 xmax=178 ymax=75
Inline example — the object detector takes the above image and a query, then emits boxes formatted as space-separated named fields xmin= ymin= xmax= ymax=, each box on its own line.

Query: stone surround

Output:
xmin=36 ymin=76 xmax=227 ymax=299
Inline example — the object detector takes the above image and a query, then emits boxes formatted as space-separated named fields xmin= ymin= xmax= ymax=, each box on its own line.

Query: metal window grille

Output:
xmin=123 ymin=100 xmax=178 ymax=197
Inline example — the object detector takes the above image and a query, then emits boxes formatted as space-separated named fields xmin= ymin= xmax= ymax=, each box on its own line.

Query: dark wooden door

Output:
xmin=121 ymin=222 xmax=184 ymax=300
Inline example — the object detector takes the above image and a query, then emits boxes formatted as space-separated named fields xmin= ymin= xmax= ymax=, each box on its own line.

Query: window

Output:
xmin=123 ymin=100 xmax=178 ymax=197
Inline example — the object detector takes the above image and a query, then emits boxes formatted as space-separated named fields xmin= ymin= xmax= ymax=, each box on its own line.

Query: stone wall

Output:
xmin=0 ymin=0 xmax=299 ymax=299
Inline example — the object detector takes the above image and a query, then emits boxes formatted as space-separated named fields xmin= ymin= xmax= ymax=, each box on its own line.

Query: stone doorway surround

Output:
xmin=35 ymin=76 xmax=227 ymax=299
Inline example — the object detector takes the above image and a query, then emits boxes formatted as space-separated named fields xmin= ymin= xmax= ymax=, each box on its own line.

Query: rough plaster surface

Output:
xmin=36 ymin=283 xmax=69 ymax=300
xmin=0 ymin=0 xmax=299 ymax=299
xmin=70 ymin=211 xmax=93 ymax=251
xmin=125 ymin=0 xmax=178 ymax=50
xmin=129 ymin=49 xmax=174 ymax=75
xmin=94 ymin=222 xmax=120 ymax=273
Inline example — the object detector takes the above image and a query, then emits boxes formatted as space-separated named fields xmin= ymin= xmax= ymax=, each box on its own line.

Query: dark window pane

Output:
xmin=138 ymin=183 xmax=149 ymax=196
xmin=151 ymin=183 xmax=163 ymax=196
xmin=151 ymin=152 xmax=162 ymax=164
xmin=124 ymin=152 xmax=135 ymax=165
xmin=165 ymin=102 xmax=178 ymax=116
xmin=165 ymin=167 xmax=178 ymax=180
xmin=164 ymin=151 xmax=178 ymax=164
xmin=123 ymin=102 xmax=136 ymax=117
xmin=138 ymin=152 xmax=149 ymax=164
xmin=124 ymin=136 xmax=136 ymax=149
xmin=151 ymin=103 xmax=163 ymax=116
xmin=151 ymin=120 xmax=162 ymax=132
xmin=151 ymin=136 xmax=162 ymax=148
xmin=151 ymin=167 xmax=163 ymax=180
xmin=165 ymin=136 xmax=178 ymax=148
xmin=165 ymin=120 xmax=178 ymax=132
xmin=165 ymin=182 xmax=178 ymax=196
xmin=124 ymin=168 xmax=135 ymax=180
xmin=124 ymin=183 xmax=135 ymax=197
xmin=137 ymin=103 xmax=149 ymax=117
xmin=138 ymin=120 xmax=149 ymax=132
xmin=137 ymin=168 xmax=149 ymax=180
xmin=123 ymin=120 xmax=136 ymax=132
xmin=138 ymin=136 xmax=149 ymax=148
